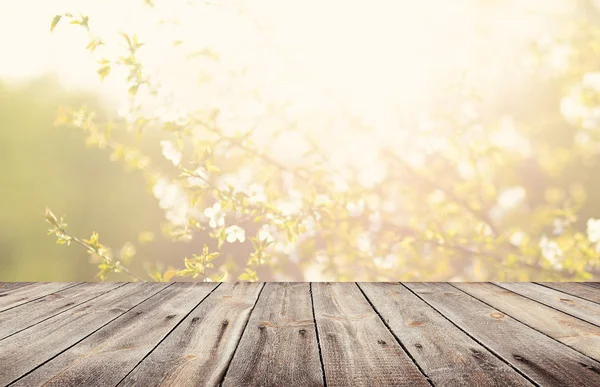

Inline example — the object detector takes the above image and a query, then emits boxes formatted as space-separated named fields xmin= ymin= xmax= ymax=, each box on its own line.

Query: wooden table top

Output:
xmin=1 ymin=282 xmax=599 ymax=386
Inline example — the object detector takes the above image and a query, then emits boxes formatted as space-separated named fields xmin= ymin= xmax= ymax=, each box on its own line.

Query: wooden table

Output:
xmin=1 ymin=282 xmax=600 ymax=386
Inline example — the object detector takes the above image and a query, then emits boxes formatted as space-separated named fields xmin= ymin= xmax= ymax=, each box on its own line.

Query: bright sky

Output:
xmin=0 ymin=0 xmax=474 ymax=98
xmin=0 ymin=0 xmax=574 ymax=118
xmin=0 ymin=1 xmax=101 ymax=84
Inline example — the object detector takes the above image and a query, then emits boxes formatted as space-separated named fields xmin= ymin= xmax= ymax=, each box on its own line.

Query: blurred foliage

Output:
xmin=8 ymin=0 xmax=600 ymax=282
xmin=0 ymin=76 xmax=168 ymax=281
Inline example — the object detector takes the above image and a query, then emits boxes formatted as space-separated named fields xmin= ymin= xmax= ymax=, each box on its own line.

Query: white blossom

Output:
xmin=276 ymin=189 xmax=303 ymax=216
xmin=303 ymin=251 xmax=335 ymax=281
xmin=346 ymin=199 xmax=365 ymax=217
xmin=204 ymin=202 xmax=225 ymax=228
xmin=561 ymin=87 xmax=600 ymax=130
xmin=301 ymin=217 xmax=317 ymax=237
xmin=273 ymin=239 xmax=296 ymax=254
xmin=357 ymin=233 xmax=372 ymax=252
xmin=457 ymin=161 xmax=476 ymax=180
xmin=479 ymin=223 xmax=494 ymax=237
xmin=160 ymin=140 xmax=182 ymax=166
xmin=539 ymin=235 xmax=563 ymax=269
xmin=509 ymin=231 xmax=527 ymax=247
xmin=156 ymin=105 xmax=188 ymax=126
xmin=373 ymin=254 xmax=395 ymax=270
xmin=258 ymin=224 xmax=275 ymax=242
xmin=225 ymin=225 xmax=246 ymax=243
xmin=497 ymin=186 xmax=526 ymax=209
xmin=552 ymin=218 xmax=566 ymax=235
xmin=247 ymin=183 xmax=267 ymax=204
xmin=152 ymin=178 xmax=189 ymax=226
xmin=587 ymin=218 xmax=600 ymax=243
xmin=583 ymin=72 xmax=600 ymax=91
xmin=188 ymin=167 xmax=209 ymax=188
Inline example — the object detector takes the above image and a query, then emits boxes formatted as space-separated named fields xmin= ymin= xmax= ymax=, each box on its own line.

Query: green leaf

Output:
xmin=97 ymin=66 xmax=111 ymax=82
xmin=207 ymin=164 xmax=220 ymax=173
xmin=86 ymin=39 xmax=104 ymax=53
xmin=44 ymin=207 xmax=59 ymax=225
xmin=209 ymin=271 xmax=225 ymax=282
xmin=132 ymin=34 xmax=144 ymax=50
xmin=50 ymin=15 xmax=62 ymax=32
xmin=239 ymin=268 xmax=258 ymax=282
xmin=120 ymin=32 xmax=133 ymax=50
xmin=97 ymin=261 xmax=115 ymax=280
xmin=128 ymin=84 xmax=139 ymax=97
xmin=70 ymin=15 xmax=89 ymax=28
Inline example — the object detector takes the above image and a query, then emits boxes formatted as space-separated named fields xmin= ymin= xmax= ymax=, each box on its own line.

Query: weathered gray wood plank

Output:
xmin=222 ymin=282 xmax=324 ymax=387
xmin=496 ymin=282 xmax=600 ymax=327
xmin=4 ymin=281 xmax=600 ymax=386
xmin=12 ymin=282 xmax=217 ymax=387
xmin=312 ymin=282 xmax=430 ymax=387
xmin=405 ymin=282 xmax=600 ymax=387
xmin=118 ymin=282 xmax=263 ymax=387
xmin=0 ymin=282 xmax=79 ymax=312
xmin=454 ymin=282 xmax=600 ymax=361
xmin=537 ymin=282 xmax=600 ymax=304
xmin=0 ymin=283 xmax=32 ymax=293
xmin=0 ymin=282 xmax=124 ymax=340
xmin=359 ymin=282 xmax=532 ymax=386
xmin=0 ymin=282 xmax=169 ymax=385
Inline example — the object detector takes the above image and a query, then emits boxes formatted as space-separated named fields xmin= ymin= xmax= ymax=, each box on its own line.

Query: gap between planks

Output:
xmin=2 ymin=282 xmax=600 ymax=387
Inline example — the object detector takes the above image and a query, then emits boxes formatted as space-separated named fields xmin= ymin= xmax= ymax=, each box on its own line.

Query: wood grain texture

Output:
xmin=537 ymin=282 xmax=600 ymax=304
xmin=0 ymin=282 xmax=124 ymax=340
xmin=118 ymin=282 xmax=263 ymax=387
xmin=359 ymin=282 xmax=532 ymax=387
xmin=405 ymin=282 xmax=600 ymax=387
xmin=0 ymin=282 xmax=169 ymax=385
xmin=454 ymin=282 xmax=600 ymax=361
xmin=2 ymin=282 xmax=600 ymax=386
xmin=0 ymin=283 xmax=32 ymax=292
xmin=312 ymin=282 xmax=430 ymax=387
xmin=496 ymin=282 xmax=600 ymax=327
xmin=13 ymin=282 xmax=217 ymax=387
xmin=222 ymin=282 xmax=324 ymax=387
xmin=0 ymin=282 xmax=78 ymax=312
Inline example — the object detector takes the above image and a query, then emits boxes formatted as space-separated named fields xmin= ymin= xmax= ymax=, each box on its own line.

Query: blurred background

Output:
xmin=3 ymin=0 xmax=600 ymax=281
xmin=0 ymin=0 xmax=186 ymax=280
xmin=0 ymin=76 xmax=162 ymax=280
